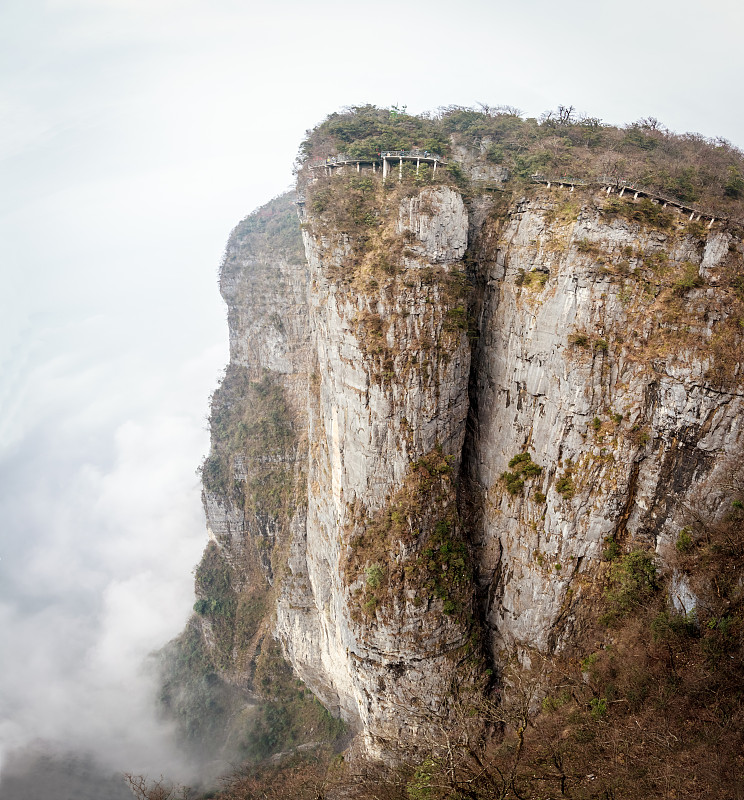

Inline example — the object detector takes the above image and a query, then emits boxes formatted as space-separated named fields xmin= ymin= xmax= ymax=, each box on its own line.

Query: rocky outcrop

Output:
xmin=190 ymin=172 xmax=743 ymax=758
xmin=276 ymin=184 xmax=480 ymax=755
xmin=465 ymin=194 xmax=743 ymax=661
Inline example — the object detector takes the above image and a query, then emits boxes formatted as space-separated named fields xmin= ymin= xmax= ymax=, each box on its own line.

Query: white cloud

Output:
xmin=0 ymin=328 xmax=224 ymax=777
xmin=1 ymin=0 xmax=743 ymax=786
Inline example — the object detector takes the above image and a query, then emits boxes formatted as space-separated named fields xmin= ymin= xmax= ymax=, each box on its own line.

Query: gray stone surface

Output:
xmin=276 ymin=186 xmax=476 ymax=756
xmin=469 ymin=198 xmax=742 ymax=661
xmin=205 ymin=185 xmax=744 ymax=754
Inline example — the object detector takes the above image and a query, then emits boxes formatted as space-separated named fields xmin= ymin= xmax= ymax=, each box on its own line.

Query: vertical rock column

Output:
xmin=468 ymin=198 xmax=744 ymax=663
xmin=277 ymin=183 xmax=480 ymax=755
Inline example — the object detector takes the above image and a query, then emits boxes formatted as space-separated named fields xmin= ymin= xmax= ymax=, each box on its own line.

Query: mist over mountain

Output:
xmin=0 ymin=745 xmax=133 ymax=800
xmin=141 ymin=105 xmax=744 ymax=798
xmin=3 ymin=0 xmax=743 ymax=797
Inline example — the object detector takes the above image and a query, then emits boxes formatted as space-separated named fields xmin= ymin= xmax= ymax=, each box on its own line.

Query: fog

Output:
xmin=0 ymin=321 xmax=222 ymax=780
xmin=1 ymin=0 xmax=742 ymax=794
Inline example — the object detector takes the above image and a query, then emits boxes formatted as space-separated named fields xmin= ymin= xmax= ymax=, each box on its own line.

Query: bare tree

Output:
xmin=123 ymin=774 xmax=192 ymax=800
xmin=541 ymin=105 xmax=577 ymax=127
xmin=477 ymin=103 xmax=523 ymax=118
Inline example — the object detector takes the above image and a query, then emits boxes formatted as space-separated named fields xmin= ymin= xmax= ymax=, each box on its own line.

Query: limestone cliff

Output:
xmin=178 ymin=136 xmax=744 ymax=762
xmin=465 ymin=193 xmax=743 ymax=662
xmin=276 ymin=182 xmax=480 ymax=755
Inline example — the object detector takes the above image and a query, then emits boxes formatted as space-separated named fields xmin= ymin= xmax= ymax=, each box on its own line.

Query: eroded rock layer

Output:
xmin=191 ymin=172 xmax=743 ymax=757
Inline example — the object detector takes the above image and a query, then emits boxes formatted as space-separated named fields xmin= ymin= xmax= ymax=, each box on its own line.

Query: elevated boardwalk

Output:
xmin=309 ymin=153 xmax=380 ymax=172
xmin=301 ymin=162 xmax=738 ymax=228
xmin=381 ymin=150 xmax=444 ymax=181
xmin=309 ymin=149 xmax=444 ymax=181
xmin=531 ymin=174 xmax=721 ymax=227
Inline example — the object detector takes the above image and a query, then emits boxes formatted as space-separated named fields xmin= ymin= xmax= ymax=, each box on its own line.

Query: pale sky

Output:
xmin=1 ymin=0 xmax=742 ymax=784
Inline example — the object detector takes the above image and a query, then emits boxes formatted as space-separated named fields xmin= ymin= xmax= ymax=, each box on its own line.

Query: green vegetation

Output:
xmin=364 ymin=563 xmax=384 ymax=589
xmin=576 ymin=237 xmax=602 ymax=255
xmin=501 ymin=452 xmax=543 ymax=496
xmin=644 ymin=249 xmax=669 ymax=272
xmin=676 ymin=526 xmax=694 ymax=553
xmin=672 ymin=261 xmax=704 ymax=294
xmin=589 ymin=696 xmax=608 ymax=719
xmin=300 ymin=105 xmax=744 ymax=218
xmin=603 ymin=535 xmax=621 ymax=561
xmin=344 ymin=447 xmax=473 ymax=622
xmin=515 ymin=268 xmax=549 ymax=290
xmin=555 ymin=469 xmax=575 ymax=499
xmin=226 ymin=192 xmax=305 ymax=264
xmin=158 ymin=604 xmax=346 ymax=769
xmin=602 ymin=196 xmax=675 ymax=229
xmin=246 ymin=639 xmax=346 ymax=762
xmin=501 ymin=471 xmax=524 ymax=495
xmin=300 ymin=105 xmax=449 ymax=162
xmin=724 ymin=165 xmax=744 ymax=198
xmin=443 ymin=303 xmax=469 ymax=331
xmin=193 ymin=542 xmax=236 ymax=621
xmin=567 ymin=330 xmax=593 ymax=349
xmin=544 ymin=197 xmax=580 ymax=224
xmin=601 ymin=549 xmax=659 ymax=624
xmin=308 ymin=173 xmax=379 ymax=237
xmin=541 ymin=689 xmax=571 ymax=713
xmin=162 ymin=355 xmax=314 ymax=770
xmin=421 ymin=519 xmax=470 ymax=615
xmin=201 ymin=365 xmax=295 ymax=508
xmin=157 ymin=621 xmax=245 ymax=762
xmin=633 ymin=426 xmax=651 ymax=447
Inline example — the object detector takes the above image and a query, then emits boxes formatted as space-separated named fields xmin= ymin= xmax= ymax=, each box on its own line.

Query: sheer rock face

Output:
xmin=467 ymin=199 xmax=743 ymax=660
xmin=276 ymin=185 xmax=478 ymax=755
xmin=219 ymin=212 xmax=310 ymax=412
xmin=208 ymin=186 xmax=743 ymax=753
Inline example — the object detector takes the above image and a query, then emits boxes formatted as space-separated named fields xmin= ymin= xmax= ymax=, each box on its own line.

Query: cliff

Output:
xmin=164 ymin=108 xmax=744 ymax=775
xmin=276 ymin=181 xmax=480 ymax=755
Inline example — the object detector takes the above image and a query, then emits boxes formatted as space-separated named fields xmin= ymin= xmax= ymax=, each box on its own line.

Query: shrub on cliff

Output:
xmin=601 ymin=549 xmax=659 ymax=623
xmin=299 ymin=104 xmax=449 ymax=163
xmin=344 ymin=447 xmax=473 ymax=623
xmin=501 ymin=452 xmax=543 ymax=496
xmin=200 ymin=366 xmax=295 ymax=508
xmin=300 ymin=105 xmax=744 ymax=219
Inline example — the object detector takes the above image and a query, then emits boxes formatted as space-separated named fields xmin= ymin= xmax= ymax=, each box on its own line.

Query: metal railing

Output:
xmin=309 ymin=153 xmax=379 ymax=167
xmin=380 ymin=149 xmax=442 ymax=161
xmin=530 ymin=174 xmax=725 ymax=221
xmin=308 ymin=150 xmax=444 ymax=169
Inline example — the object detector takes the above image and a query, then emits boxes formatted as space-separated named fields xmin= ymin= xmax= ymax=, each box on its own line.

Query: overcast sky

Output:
xmin=1 ymin=0 xmax=742 ymax=786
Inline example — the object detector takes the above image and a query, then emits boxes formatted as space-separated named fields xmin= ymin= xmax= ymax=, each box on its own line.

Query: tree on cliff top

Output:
xmin=299 ymin=104 xmax=744 ymax=218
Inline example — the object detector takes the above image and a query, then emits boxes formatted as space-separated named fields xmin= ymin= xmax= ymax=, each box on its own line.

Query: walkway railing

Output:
xmin=309 ymin=150 xmax=445 ymax=170
xmin=380 ymin=149 xmax=443 ymax=161
xmin=530 ymin=174 xmax=730 ymax=225
xmin=309 ymin=153 xmax=377 ymax=168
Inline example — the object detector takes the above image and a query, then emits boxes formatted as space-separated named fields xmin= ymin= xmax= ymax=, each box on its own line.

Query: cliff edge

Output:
xmin=163 ymin=107 xmax=744 ymax=774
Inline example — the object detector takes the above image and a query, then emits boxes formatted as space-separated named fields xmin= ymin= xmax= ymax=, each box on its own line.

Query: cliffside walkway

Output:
xmin=302 ymin=161 xmax=735 ymax=228
xmin=531 ymin=173 xmax=721 ymax=227
xmin=309 ymin=149 xmax=444 ymax=181
xmin=309 ymin=153 xmax=381 ymax=173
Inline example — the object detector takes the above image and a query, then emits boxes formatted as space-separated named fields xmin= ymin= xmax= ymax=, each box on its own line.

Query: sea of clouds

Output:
xmin=0 ymin=285 xmax=227 ymax=786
